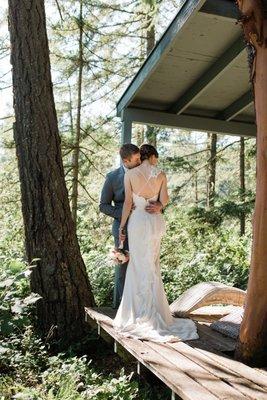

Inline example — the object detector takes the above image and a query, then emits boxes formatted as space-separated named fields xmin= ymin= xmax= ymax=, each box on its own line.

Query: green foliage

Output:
xmin=0 ymin=256 xmax=139 ymax=400
xmin=0 ymin=346 xmax=138 ymax=400
xmin=187 ymin=206 xmax=223 ymax=232
xmin=0 ymin=258 xmax=41 ymax=336
xmin=160 ymin=206 xmax=250 ymax=303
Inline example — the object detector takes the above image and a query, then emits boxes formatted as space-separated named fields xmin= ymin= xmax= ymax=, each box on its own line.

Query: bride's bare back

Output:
xmin=120 ymin=161 xmax=169 ymax=229
xmin=127 ymin=164 xmax=167 ymax=200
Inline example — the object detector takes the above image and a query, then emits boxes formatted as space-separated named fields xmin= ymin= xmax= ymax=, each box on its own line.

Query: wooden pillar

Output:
xmin=121 ymin=109 xmax=132 ymax=144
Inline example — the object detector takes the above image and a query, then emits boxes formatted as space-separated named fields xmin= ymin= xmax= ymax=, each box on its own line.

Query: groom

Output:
xmin=99 ymin=143 xmax=163 ymax=309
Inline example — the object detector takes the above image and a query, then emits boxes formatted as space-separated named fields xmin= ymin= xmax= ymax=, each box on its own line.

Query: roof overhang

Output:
xmin=116 ymin=0 xmax=256 ymax=138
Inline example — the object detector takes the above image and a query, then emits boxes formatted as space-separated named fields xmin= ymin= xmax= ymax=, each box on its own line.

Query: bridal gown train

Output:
xmin=113 ymin=190 xmax=199 ymax=342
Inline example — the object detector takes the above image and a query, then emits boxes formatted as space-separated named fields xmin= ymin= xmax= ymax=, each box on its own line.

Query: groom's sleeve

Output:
xmin=99 ymin=175 xmax=122 ymax=220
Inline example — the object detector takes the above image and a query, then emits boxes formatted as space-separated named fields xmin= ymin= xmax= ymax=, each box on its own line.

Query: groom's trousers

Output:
xmin=113 ymin=230 xmax=129 ymax=309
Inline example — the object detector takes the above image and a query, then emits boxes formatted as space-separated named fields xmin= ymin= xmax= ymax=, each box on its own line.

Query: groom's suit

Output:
xmin=99 ymin=165 xmax=129 ymax=308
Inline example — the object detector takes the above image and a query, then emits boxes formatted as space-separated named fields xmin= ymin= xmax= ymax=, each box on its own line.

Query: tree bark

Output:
xmin=71 ymin=0 xmax=84 ymax=228
xmin=8 ymin=0 xmax=95 ymax=345
xmin=235 ymin=0 xmax=267 ymax=366
xmin=145 ymin=9 xmax=157 ymax=147
xmin=239 ymin=137 xmax=246 ymax=235
xmin=206 ymin=133 xmax=217 ymax=208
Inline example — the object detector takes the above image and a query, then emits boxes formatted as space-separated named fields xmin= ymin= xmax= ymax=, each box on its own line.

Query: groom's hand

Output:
xmin=145 ymin=200 xmax=163 ymax=214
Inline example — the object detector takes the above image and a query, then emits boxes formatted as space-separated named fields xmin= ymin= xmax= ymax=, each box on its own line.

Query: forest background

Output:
xmin=0 ymin=0 xmax=256 ymax=398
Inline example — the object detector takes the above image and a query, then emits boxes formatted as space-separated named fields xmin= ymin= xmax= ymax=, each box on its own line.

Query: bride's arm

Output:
xmin=119 ymin=172 xmax=133 ymax=234
xmin=159 ymin=172 xmax=169 ymax=208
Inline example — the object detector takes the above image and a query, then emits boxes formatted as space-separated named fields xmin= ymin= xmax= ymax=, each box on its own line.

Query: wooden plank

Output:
xmin=85 ymin=308 xmax=267 ymax=400
xmin=190 ymin=305 xmax=241 ymax=322
xmin=188 ymin=339 xmax=267 ymax=392
xmin=169 ymin=341 xmax=267 ymax=400
xmin=146 ymin=341 xmax=247 ymax=400
xmin=196 ymin=322 xmax=237 ymax=351
xmin=85 ymin=307 xmax=219 ymax=400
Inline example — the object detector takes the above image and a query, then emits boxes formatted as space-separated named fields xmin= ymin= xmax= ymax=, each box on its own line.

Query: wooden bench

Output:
xmin=85 ymin=306 xmax=267 ymax=400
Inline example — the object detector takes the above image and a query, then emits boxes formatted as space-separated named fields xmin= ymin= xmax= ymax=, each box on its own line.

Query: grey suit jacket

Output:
xmin=99 ymin=165 xmax=127 ymax=246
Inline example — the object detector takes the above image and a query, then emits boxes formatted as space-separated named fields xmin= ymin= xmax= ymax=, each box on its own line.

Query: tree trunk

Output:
xmin=8 ymin=0 xmax=95 ymax=345
xmin=145 ymin=11 xmax=157 ymax=147
xmin=71 ymin=0 xmax=84 ymax=228
xmin=240 ymin=137 xmax=246 ymax=235
xmin=235 ymin=0 xmax=267 ymax=366
xmin=194 ymin=170 xmax=198 ymax=205
xmin=137 ymin=126 xmax=145 ymax=146
xmin=206 ymin=133 xmax=217 ymax=208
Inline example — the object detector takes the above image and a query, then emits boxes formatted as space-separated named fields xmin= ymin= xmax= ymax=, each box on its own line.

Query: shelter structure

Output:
xmin=116 ymin=0 xmax=256 ymax=143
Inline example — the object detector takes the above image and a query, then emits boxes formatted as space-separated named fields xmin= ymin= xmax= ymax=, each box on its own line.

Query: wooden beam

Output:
xmin=216 ymin=90 xmax=254 ymax=121
xmin=169 ymin=36 xmax=246 ymax=114
xmin=121 ymin=111 xmax=132 ymax=144
xmin=124 ymin=107 xmax=256 ymax=137
xmin=116 ymin=0 xmax=206 ymax=117
xmin=200 ymin=0 xmax=240 ymax=20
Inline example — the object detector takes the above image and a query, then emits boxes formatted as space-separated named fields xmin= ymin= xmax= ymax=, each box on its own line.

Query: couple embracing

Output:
xmin=99 ymin=143 xmax=198 ymax=342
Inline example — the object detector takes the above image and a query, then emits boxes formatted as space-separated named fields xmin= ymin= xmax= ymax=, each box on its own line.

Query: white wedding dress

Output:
xmin=113 ymin=168 xmax=199 ymax=342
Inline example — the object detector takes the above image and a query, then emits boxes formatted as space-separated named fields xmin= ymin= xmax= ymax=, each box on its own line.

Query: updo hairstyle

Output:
xmin=139 ymin=144 xmax=158 ymax=162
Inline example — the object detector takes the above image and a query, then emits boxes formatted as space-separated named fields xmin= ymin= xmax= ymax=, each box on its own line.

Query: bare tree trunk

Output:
xmin=235 ymin=0 xmax=267 ymax=366
xmin=71 ymin=0 xmax=84 ymax=228
xmin=145 ymin=11 xmax=157 ymax=147
xmin=240 ymin=137 xmax=246 ymax=235
xmin=137 ymin=126 xmax=145 ymax=146
xmin=206 ymin=133 xmax=217 ymax=208
xmin=8 ymin=0 xmax=95 ymax=345
xmin=194 ymin=170 xmax=198 ymax=205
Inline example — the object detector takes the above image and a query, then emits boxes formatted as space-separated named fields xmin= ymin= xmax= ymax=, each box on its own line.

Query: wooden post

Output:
xmin=121 ymin=109 xmax=132 ymax=144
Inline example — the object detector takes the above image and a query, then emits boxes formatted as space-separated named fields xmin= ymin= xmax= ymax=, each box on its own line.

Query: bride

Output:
xmin=113 ymin=144 xmax=199 ymax=342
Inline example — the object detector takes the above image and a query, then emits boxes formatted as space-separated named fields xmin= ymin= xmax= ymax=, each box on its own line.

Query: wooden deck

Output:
xmin=85 ymin=306 xmax=267 ymax=400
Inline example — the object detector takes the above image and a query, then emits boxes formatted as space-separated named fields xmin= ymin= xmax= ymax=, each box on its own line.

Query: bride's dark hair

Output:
xmin=140 ymin=144 xmax=158 ymax=162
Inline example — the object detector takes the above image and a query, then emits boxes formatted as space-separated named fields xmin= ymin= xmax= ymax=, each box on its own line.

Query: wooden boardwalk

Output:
xmin=85 ymin=306 xmax=267 ymax=400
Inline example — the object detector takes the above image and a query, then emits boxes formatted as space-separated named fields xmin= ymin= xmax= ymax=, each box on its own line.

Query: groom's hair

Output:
xmin=120 ymin=143 xmax=140 ymax=160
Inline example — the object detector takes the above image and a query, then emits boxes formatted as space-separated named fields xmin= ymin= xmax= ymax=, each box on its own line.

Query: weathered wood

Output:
xmin=170 ymin=282 xmax=245 ymax=317
xmin=196 ymin=322 xmax=237 ymax=352
xmin=91 ymin=324 xmax=218 ymax=399
xmin=85 ymin=307 xmax=267 ymax=400
xmin=169 ymin=341 xmax=267 ymax=399
xmin=189 ymin=305 xmax=239 ymax=322
xmin=188 ymin=341 xmax=267 ymax=393
xmin=147 ymin=341 xmax=247 ymax=400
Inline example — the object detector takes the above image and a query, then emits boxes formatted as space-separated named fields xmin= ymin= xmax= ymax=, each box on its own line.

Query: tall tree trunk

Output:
xmin=8 ymin=0 xmax=95 ymax=345
xmin=235 ymin=0 xmax=267 ymax=366
xmin=194 ymin=170 xmax=198 ymax=205
xmin=206 ymin=133 xmax=217 ymax=208
xmin=137 ymin=126 xmax=145 ymax=146
xmin=145 ymin=10 xmax=157 ymax=147
xmin=71 ymin=0 xmax=84 ymax=228
xmin=240 ymin=137 xmax=246 ymax=235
